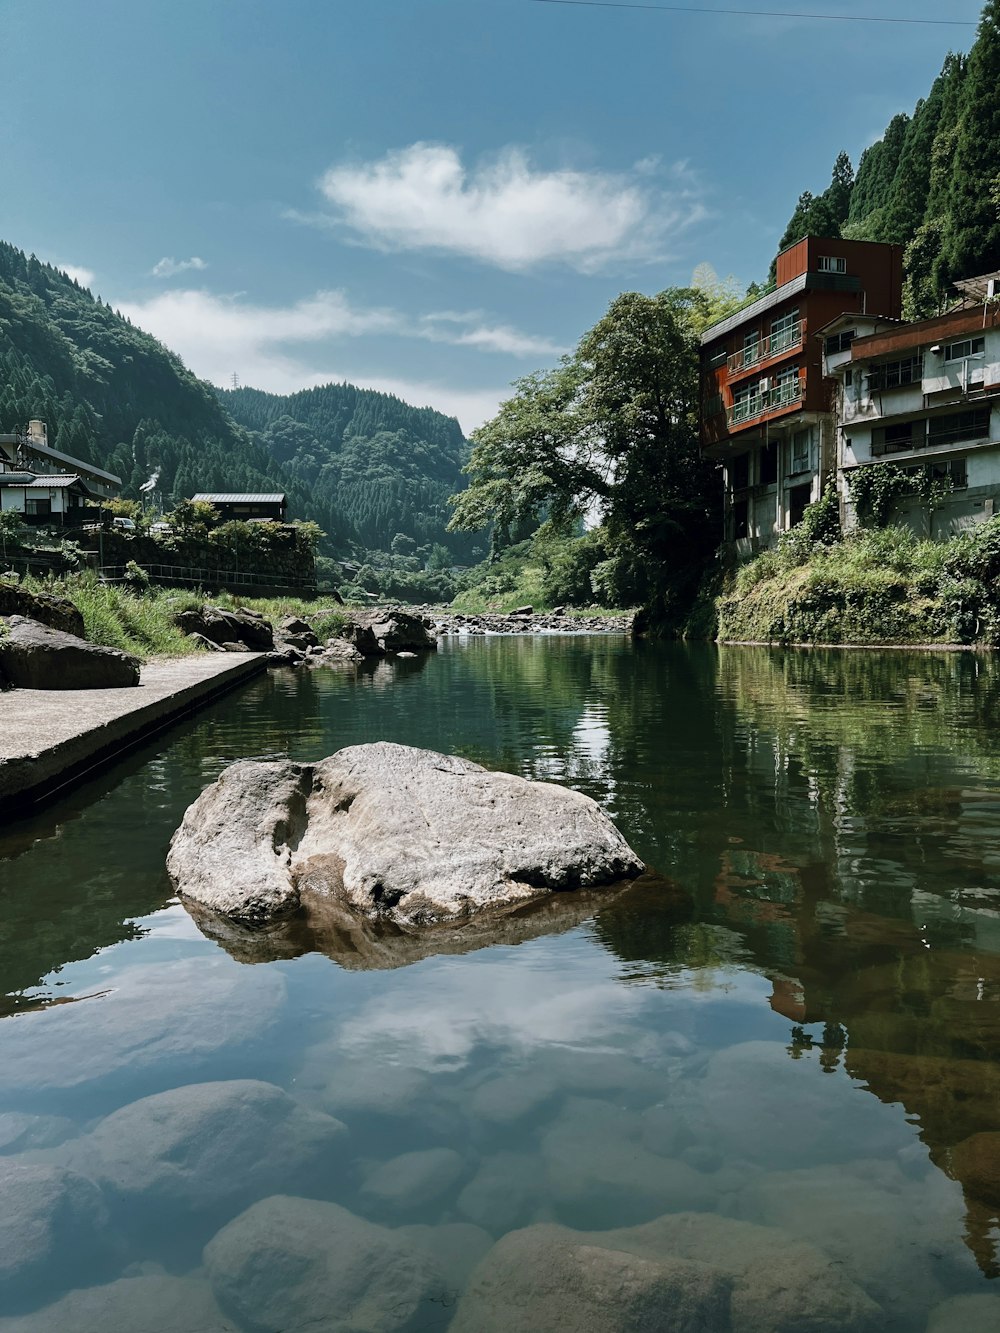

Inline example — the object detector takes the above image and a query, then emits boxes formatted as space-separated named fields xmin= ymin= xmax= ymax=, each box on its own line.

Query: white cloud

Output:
xmin=150 ymin=255 xmax=208 ymax=278
xmin=55 ymin=262 xmax=95 ymax=287
xmin=309 ymin=142 xmax=706 ymax=272
xmin=118 ymin=287 xmax=519 ymax=431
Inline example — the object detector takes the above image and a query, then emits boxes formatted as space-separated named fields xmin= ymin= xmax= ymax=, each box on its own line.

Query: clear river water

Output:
xmin=3 ymin=635 xmax=1000 ymax=1331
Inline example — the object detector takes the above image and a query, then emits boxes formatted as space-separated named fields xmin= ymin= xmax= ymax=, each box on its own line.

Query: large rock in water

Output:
xmin=167 ymin=741 xmax=643 ymax=927
xmin=0 ymin=617 xmax=140 ymax=689
xmin=370 ymin=611 xmax=436 ymax=652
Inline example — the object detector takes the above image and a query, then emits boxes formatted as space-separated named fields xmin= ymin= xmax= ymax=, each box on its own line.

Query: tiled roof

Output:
xmin=191 ymin=493 xmax=286 ymax=505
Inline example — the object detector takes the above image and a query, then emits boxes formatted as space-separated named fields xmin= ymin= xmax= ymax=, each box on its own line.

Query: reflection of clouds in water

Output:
xmin=335 ymin=945 xmax=648 ymax=1072
xmin=532 ymin=705 xmax=617 ymax=791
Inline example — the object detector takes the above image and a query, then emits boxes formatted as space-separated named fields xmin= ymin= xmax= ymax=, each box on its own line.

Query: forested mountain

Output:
xmin=0 ymin=240 xmax=476 ymax=556
xmin=218 ymin=384 xmax=477 ymax=558
xmin=773 ymin=0 xmax=1000 ymax=317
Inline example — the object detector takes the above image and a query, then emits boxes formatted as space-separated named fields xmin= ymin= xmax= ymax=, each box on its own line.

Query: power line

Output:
xmin=531 ymin=0 xmax=977 ymax=25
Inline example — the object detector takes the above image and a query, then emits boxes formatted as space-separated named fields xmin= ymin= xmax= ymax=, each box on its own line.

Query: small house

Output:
xmin=190 ymin=493 xmax=288 ymax=523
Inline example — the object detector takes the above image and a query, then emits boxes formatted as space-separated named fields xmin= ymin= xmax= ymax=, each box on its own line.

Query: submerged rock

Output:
xmin=62 ymin=1079 xmax=348 ymax=1217
xmin=360 ymin=1147 xmax=465 ymax=1214
xmin=450 ymin=1212 xmax=882 ymax=1333
xmin=449 ymin=1223 xmax=732 ymax=1333
xmin=167 ymin=741 xmax=643 ymax=929
xmin=0 ymin=617 xmax=140 ymax=690
xmin=0 ymin=1275 xmax=237 ymax=1333
xmin=203 ymin=1195 xmax=450 ymax=1332
xmin=0 ymin=1161 xmax=111 ymax=1307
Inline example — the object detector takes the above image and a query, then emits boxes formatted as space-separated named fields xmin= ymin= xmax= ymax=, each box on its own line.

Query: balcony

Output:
xmin=727 ymin=377 xmax=804 ymax=428
xmin=727 ymin=321 xmax=803 ymax=375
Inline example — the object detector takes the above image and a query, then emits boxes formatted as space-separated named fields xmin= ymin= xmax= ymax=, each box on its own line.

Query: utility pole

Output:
xmin=231 ymin=373 xmax=240 ymax=390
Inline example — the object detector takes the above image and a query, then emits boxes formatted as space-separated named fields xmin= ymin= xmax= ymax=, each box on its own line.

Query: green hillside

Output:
xmin=772 ymin=0 xmax=1000 ymax=316
xmin=218 ymin=384 xmax=477 ymax=559
xmin=0 ymin=240 xmax=476 ymax=557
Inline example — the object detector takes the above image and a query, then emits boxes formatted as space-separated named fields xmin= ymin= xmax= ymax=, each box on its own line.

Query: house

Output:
xmin=190 ymin=493 xmax=288 ymax=523
xmin=823 ymin=272 xmax=1000 ymax=537
xmin=0 ymin=471 xmax=103 ymax=524
xmin=700 ymin=237 xmax=903 ymax=556
xmin=0 ymin=420 xmax=121 ymax=500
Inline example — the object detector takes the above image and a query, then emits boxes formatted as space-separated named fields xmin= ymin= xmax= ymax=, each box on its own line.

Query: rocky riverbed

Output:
xmin=418 ymin=607 xmax=635 ymax=636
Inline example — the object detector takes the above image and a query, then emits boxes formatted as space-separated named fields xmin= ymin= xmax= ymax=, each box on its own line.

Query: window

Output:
xmin=732 ymin=498 xmax=749 ymax=540
xmin=731 ymin=453 xmax=750 ymax=491
xmin=866 ymin=356 xmax=923 ymax=392
xmin=817 ymin=256 xmax=847 ymax=274
xmin=25 ymin=497 xmax=51 ymax=516
xmin=759 ymin=440 xmax=778 ymax=487
xmin=872 ymin=420 xmax=919 ymax=456
xmin=790 ymin=427 xmax=812 ymax=475
xmin=770 ymin=309 xmax=801 ymax=354
xmin=825 ymin=329 xmax=856 ymax=355
xmin=927 ymin=407 xmax=990 ymax=447
xmin=928 ymin=458 xmax=968 ymax=489
xmin=742 ymin=329 xmax=761 ymax=368
xmin=705 ymin=392 xmax=724 ymax=418
xmin=845 ymin=368 xmax=854 ymax=388
xmin=708 ymin=344 xmax=728 ymax=368
xmin=774 ymin=365 xmax=801 ymax=407
xmin=789 ymin=483 xmax=812 ymax=526
xmin=944 ymin=336 xmax=985 ymax=361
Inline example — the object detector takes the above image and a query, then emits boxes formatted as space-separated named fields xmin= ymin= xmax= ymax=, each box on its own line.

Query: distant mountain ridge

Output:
xmin=218 ymin=383 xmax=476 ymax=557
xmin=0 ymin=239 xmax=475 ymax=555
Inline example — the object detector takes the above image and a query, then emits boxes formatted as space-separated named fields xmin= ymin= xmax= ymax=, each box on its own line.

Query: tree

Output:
xmin=449 ymin=289 xmax=719 ymax=620
xmin=943 ymin=0 xmax=1000 ymax=283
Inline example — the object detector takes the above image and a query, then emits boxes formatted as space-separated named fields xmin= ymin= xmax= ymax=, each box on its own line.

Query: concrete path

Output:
xmin=0 ymin=653 xmax=265 ymax=813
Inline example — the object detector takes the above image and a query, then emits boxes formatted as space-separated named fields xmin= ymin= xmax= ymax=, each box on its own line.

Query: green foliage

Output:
xmin=720 ymin=520 xmax=1000 ymax=646
xmin=848 ymin=464 xmax=914 ymax=528
xmin=450 ymin=287 xmax=718 ymax=623
xmin=0 ymin=510 xmax=25 ymax=552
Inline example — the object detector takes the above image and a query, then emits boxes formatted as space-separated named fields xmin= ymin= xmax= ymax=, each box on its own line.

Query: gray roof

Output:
xmin=22 ymin=438 xmax=122 ymax=486
xmin=191 ymin=493 xmax=286 ymax=505
xmin=0 ymin=472 xmax=82 ymax=489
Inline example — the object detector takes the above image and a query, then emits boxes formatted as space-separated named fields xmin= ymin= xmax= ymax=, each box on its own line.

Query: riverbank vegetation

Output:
xmin=9 ymin=572 xmax=350 ymax=659
xmin=716 ymin=513 xmax=1000 ymax=646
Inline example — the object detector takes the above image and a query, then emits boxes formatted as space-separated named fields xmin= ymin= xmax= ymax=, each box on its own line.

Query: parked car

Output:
xmin=112 ymin=516 xmax=136 ymax=532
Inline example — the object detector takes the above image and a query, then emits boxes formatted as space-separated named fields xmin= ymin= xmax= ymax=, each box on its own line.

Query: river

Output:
xmin=2 ymin=636 xmax=1000 ymax=1330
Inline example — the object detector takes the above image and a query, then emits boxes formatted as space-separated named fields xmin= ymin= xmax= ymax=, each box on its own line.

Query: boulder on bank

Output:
xmin=174 ymin=605 xmax=273 ymax=651
xmin=167 ymin=741 xmax=643 ymax=928
xmin=0 ymin=617 xmax=140 ymax=690
xmin=370 ymin=611 xmax=437 ymax=652
xmin=0 ymin=584 xmax=85 ymax=638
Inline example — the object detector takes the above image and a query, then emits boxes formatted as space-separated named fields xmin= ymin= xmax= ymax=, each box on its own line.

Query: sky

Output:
xmin=1 ymin=0 xmax=983 ymax=433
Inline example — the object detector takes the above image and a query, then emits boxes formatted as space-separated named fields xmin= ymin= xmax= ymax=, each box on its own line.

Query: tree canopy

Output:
xmin=449 ymin=288 xmax=719 ymax=617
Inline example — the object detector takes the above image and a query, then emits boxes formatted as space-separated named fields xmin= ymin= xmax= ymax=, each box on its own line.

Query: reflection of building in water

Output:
xmin=703 ymin=650 xmax=1000 ymax=1277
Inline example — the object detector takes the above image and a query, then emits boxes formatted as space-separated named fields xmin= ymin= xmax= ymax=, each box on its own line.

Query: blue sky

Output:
xmin=2 ymin=0 xmax=981 ymax=431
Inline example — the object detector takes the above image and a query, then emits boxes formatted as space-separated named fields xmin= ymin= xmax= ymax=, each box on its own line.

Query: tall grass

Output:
xmin=15 ymin=572 xmax=350 ymax=659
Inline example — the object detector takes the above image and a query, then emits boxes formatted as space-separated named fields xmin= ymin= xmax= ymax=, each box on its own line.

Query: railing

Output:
xmin=96 ymin=563 xmax=315 ymax=593
xmin=727 ymin=377 xmax=804 ymax=427
xmin=727 ymin=320 xmax=803 ymax=374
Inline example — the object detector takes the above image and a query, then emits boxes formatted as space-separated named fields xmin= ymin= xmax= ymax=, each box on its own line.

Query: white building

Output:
xmin=0 ymin=420 xmax=121 ymax=505
xmin=822 ymin=277 xmax=1000 ymax=537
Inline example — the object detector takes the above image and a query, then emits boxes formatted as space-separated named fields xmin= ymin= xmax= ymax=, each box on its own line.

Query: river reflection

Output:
xmin=3 ymin=639 xmax=1000 ymax=1328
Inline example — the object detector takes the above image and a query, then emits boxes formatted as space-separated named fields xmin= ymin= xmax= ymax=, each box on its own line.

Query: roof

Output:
xmin=21 ymin=438 xmax=121 ymax=486
xmin=191 ymin=493 xmax=287 ymax=505
xmin=0 ymin=472 xmax=83 ymax=489
xmin=812 ymin=312 xmax=904 ymax=339
xmin=701 ymin=270 xmax=863 ymax=346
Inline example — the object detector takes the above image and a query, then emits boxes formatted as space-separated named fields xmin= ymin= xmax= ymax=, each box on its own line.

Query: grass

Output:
xmin=716 ymin=521 xmax=1000 ymax=646
xmin=12 ymin=572 xmax=351 ymax=660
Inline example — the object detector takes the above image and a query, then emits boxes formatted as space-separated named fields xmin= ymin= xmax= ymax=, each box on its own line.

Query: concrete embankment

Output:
xmin=0 ymin=654 xmax=265 ymax=814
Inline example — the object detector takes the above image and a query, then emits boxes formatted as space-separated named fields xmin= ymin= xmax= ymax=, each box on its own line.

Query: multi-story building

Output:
xmin=0 ymin=419 xmax=121 ymax=502
xmin=700 ymin=237 xmax=903 ymax=555
xmin=823 ymin=273 xmax=1000 ymax=537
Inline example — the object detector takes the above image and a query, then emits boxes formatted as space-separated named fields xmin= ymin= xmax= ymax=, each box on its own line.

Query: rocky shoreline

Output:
xmin=412 ymin=607 xmax=635 ymax=637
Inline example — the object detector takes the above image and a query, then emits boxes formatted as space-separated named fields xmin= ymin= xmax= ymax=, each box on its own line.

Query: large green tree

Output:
xmin=449 ymin=289 xmax=720 ymax=620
